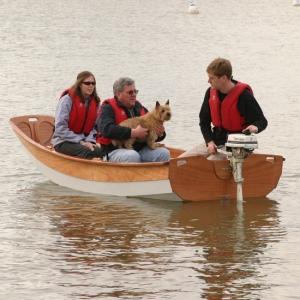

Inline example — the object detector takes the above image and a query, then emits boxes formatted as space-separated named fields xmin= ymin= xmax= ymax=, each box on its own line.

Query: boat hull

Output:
xmin=10 ymin=115 xmax=182 ymax=200
xmin=10 ymin=115 xmax=284 ymax=202
xmin=169 ymin=154 xmax=284 ymax=201
xmin=31 ymin=152 xmax=177 ymax=198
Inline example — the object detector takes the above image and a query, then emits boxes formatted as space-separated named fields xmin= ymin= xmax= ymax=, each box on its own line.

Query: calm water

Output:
xmin=1 ymin=0 xmax=300 ymax=299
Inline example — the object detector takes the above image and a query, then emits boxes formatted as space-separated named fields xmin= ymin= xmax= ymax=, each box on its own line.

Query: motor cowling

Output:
xmin=225 ymin=133 xmax=258 ymax=150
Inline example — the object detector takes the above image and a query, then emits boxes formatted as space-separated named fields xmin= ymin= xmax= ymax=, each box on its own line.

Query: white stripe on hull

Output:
xmin=28 ymin=151 xmax=181 ymax=201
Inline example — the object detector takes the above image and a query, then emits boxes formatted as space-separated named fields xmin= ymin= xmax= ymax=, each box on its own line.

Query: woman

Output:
xmin=52 ymin=71 xmax=103 ymax=159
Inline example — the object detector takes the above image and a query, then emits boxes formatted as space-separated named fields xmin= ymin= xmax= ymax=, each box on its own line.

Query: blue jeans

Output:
xmin=108 ymin=146 xmax=170 ymax=163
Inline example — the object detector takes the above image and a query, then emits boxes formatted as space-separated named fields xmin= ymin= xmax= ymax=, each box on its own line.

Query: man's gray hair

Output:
xmin=113 ymin=77 xmax=135 ymax=96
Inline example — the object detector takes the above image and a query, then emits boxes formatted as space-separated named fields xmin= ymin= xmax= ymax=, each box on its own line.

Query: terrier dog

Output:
xmin=113 ymin=100 xmax=171 ymax=150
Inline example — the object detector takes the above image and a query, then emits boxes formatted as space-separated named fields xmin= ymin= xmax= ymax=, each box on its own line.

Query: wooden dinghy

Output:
xmin=10 ymin=115 xmax=284 ymax=202
xmin=9 ymin=115 xmax=184 ymax=200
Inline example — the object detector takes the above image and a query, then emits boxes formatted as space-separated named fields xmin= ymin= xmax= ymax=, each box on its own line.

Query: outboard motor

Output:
xmin=225 ymin=133 xmax=258 ymax=201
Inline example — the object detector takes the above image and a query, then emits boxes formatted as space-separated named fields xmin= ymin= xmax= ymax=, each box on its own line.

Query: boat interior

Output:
xmin=10 ymin=115 xmax=184 ymax=158
xmin=11 ymin=115 xmax=55 ymax=147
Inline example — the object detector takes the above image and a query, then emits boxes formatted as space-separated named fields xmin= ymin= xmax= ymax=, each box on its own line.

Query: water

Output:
xmin=1 ymin=0 xmax=300 ymax=299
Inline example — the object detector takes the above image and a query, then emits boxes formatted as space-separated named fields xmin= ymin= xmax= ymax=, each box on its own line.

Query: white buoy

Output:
xmin=188 ymin=3 xmax=199 ymax=14
xmin=293 ymin=0 xmax=300 ymax=5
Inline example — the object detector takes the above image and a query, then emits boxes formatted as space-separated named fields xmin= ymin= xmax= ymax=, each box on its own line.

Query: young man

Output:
xmin=97 ymin=77 xmax=169 ymax=162
xmin=179 ymin=58 xmax=267 ymax=159
xmin=199 ymin=57 xmax=268 ymax=156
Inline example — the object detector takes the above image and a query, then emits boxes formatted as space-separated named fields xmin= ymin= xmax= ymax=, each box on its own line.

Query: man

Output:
xmin=199 ymin=57 xmax=268 ymax=156
xmin=97 ymin=77 xmax=170 ymax=162
xmin=179 ymin=58 xmax=267 ymax=158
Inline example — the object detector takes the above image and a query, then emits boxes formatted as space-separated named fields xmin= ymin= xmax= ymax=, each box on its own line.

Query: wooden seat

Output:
xmin=13 ymin=115 xmax=55 ymax=146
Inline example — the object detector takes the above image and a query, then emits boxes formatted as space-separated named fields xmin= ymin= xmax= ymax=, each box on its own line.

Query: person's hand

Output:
xmin=207 ymin=141 xmax=217 ymax=155
xmin=242 ymin=125 xmax=258 ymax=134
xmin=131 ymin=125 xmax=148 ymax=139
xmin=154 ymin=124 xmax=165 ymax=137
xmin=80 ymin=141 xmax=96 ymax=151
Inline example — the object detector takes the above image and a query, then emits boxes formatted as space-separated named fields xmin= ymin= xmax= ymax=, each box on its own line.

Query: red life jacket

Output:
xmin=60 ymin=89 xmax=99 ymax=135
xmin=97 ymin=97 xmax=146 ymax=145
xmin=209 ymin=82 xmax=252 ymax=132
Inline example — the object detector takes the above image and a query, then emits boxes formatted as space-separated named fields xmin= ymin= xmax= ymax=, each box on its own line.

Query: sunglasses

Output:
xmin=82 ymin=81 xmax=96 ymax=86
xmin=127 ymin=89 xmax=139 ymax=96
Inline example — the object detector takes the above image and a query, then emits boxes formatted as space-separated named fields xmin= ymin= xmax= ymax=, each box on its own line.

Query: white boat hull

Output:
xmin=29 ymin=150 xmax=182 ymax=201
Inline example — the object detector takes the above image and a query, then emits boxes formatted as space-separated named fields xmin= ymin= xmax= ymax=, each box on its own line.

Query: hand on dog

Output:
xmin=154 ymin=124 xmax=165 ymax=137
xmin=131 ymin=125 xmax=148 ymax=139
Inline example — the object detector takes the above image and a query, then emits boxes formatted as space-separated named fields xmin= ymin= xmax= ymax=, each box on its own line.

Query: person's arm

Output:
xmin=199 ymin=88 xmax=215 ymax=144
xmin=156 ymin=131 xmax=166 ymax=142
xmin=54 ymin=95 xmax=85 ymax=143
xmin=84 ymin=127 xmax=97 ymax=143
xmin=152 ymin=123 xmax=166 ymax=142
xmin=97 ymin=103 xmax=132 ymax=140
xmin=131 ymin=102 xmax=149 ymax=139
xmin=238 ymin=90 xmax=268 ymax=133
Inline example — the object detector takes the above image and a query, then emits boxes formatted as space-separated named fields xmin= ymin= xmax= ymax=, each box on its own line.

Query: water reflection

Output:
xmin=31 ymin=182 xmax=175 ymax=260
xmin=170 ymin=198 xmax=285 ymax=299
xmin=29 ymin=182 xmax=285 ymax=299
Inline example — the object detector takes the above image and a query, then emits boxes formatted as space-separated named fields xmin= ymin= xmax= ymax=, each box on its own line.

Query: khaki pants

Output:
xmin=178 ymin=143 xmax=227 ymax=161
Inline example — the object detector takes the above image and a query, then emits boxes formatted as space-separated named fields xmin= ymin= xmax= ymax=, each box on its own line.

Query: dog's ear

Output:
xmin=155 ymin=101 xmax=161 ymax=109
xmin=165 ymin=99 xmax=170 ymax=106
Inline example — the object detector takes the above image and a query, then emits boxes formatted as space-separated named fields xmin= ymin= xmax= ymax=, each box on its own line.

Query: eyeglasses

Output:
xmin=127 ymin=89 xmax=139 ymax=96
xmin=82 ymin=81 xmax=96 ymax=86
